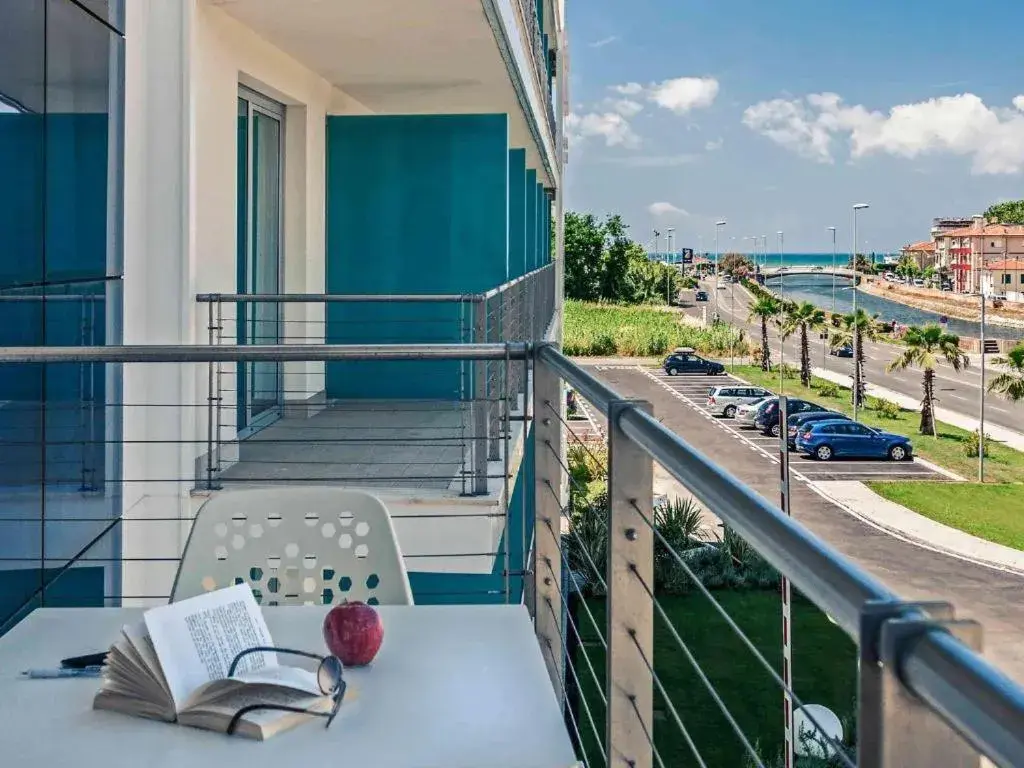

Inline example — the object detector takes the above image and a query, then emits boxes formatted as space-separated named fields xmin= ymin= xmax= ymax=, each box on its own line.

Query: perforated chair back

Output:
xmin=171 ymin=487 xmax=414 ymax=606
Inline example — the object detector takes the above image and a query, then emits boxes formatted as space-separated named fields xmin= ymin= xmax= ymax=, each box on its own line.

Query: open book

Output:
xmin=94 ymin=583 xmax=344 ymax=740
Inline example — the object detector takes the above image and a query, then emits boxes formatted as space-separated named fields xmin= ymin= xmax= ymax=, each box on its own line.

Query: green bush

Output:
xmin=772 ymin=362 xmax=800 ymax=380
xmin=870 ymin=397 xmax=902 ymax=419
xmin=963 ymin=429 xmax=991 ymax=458
xmin=564 ymin=300 xmax=742 ymax=357
xmin=817 ymin=382 xmax=841 ymax=398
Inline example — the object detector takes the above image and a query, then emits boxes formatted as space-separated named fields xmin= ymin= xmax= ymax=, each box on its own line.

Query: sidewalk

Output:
xmin=811 ymin=366 xmax=1024 ymax=452
xmin=811 ymin=480 xmax=1024 ymax=575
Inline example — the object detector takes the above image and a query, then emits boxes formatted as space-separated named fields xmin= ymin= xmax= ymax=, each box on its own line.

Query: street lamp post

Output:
xmin=852 ymin=203 xmax=870 ymax=422
xmin=666 ymin=227 xmax=675 ymax=304
xmin=778 ymin=231 xmax=785 ymax=391
xmin=980 ymin=288 xmax=986 ymax=482
xmin=715 ymin=220 xmax=727 ymax=320
xmin=828 ymin=226 xmax=838 ymax=315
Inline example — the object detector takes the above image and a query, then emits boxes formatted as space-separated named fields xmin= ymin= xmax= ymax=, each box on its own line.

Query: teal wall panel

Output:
xmin=325 ymin=114 xmax=509 ymax=398
xmin=509 ymin=150 xmax=527 ymax=279
xmin=408 ymin=429 xmax=534 ymax=605
xmin=525 ymin=170 xmax=538 ymax=274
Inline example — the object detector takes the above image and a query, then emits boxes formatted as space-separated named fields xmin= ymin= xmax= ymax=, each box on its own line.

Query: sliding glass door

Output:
xmin=237 ymin=89 xmax=283 ymax=434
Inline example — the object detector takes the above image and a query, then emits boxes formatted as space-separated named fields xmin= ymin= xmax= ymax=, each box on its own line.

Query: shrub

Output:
xmin=963 ymin=429 xmax=991 ymax=458
xmin=817 ymin=382 xmax=841 ymax=398
xmin=870 ymin=397 xmax=901 ymax=419
xmin=564 ymin=300 xmax=742 ymax=357
xmin=772 ymin=362 xmax=799 ymax=380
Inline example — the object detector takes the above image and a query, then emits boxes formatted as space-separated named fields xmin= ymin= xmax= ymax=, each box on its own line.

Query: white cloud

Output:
xmin=649 ymin=202 xmax=690 ymax=218
xmin=603 ymin=154 xmax=698 ymax=167
xmin=603 ymin=98 xmax=644 ymax=118
xmin=612 ymin=82 xmax=645 ymax=96
xmin=743 ymin=91 xmax=1024 ymax=174
xmin=647 ymin=77 xmax=720 ymax=114
xmin=705 ymin=138 xmax=724 ymax=151
xmin=565 ymin=111 xmax=641 ymax=149
xmin=589 ymin=36 xmax=619 ymax=48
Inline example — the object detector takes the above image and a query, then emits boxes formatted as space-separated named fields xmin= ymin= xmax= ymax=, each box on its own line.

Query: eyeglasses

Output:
xmin=225 ymin=646 xmax=347 ymax=736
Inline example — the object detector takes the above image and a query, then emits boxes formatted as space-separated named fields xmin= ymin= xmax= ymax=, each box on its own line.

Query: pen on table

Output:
xmin=21 ymin=666 xmax=105 ymax=679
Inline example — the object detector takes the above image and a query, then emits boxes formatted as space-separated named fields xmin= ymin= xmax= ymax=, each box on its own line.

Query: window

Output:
xmin=1020 ymin=274 xmax=1024 ymax=284
xmin=1003 ymin=274 xmax=1012 ymax=285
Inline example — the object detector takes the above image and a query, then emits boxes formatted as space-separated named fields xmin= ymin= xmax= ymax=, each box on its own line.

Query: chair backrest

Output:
xmin=171 ymin=487 xmax=414 ymax=606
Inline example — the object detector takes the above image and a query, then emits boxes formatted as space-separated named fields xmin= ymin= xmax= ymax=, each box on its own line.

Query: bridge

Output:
xmin=760 ymin=266 xmax=858 ymax=280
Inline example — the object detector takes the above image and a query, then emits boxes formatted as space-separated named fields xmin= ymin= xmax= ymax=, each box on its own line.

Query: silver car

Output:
xmin=735 ymin=397 xmax=775 ymax=427
xmin=707 ymin=386 xmax=773 ymax=418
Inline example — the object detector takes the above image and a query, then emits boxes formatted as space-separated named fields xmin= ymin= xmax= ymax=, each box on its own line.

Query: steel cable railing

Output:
xmin=534 ymin=342 xmax=1024 ymax=768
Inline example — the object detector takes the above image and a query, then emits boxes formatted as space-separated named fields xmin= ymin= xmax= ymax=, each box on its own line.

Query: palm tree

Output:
xmin=887 ymin=325 xmax=969 ymax=435
xmin=830 ymin=309 xmax=881 ymax=406
xmin=779 ymin=301 xmax=827 ymax=387
xmin=988 ymin=342 xmax=1024 ymax=403
xmin=748 ymin=295 xmax=782 ymax=372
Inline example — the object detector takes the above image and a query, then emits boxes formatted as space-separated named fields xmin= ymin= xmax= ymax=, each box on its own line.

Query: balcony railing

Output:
xmin=513 ymin=0 xmax=556 ymax=139
xmin=2 ymin=340 xmax=1024 ymax=765
xmin=195 ymin=264 xmax=556 ymax=495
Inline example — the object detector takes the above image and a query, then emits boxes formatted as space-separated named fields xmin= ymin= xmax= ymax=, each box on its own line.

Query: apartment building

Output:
xmin=1 ymin=0 xmax=567 ymax=629
xmin=936 ymin=215 xmax=1024 ymax=295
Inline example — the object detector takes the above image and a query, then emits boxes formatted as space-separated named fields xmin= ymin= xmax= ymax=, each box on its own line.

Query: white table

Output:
xmin=0 ymin=604 xmax=577 ymax=768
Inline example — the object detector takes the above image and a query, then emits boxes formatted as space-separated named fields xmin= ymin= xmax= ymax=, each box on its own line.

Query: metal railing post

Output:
xmin=533 ymin=352 xmax=564 ymax=700
xmin=488 ymin=294 xmax=501 ymax=461
xmin=205 ymin=299 xmax=217 ymax=491
xmin=607 ymin=399 xmax=654 ymax=768
xmin=472 ymin=299 xmax=489 ymax=495
xmin=860 ymin=601 xmax=982 ymax=768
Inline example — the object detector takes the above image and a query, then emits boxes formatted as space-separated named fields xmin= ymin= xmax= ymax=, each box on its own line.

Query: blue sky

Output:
xmin=564 ymin=0 xmax=1024 ymax=253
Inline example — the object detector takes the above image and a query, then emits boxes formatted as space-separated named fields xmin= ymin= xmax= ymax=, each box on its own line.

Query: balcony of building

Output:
xmin=2 ymin=341 xmax=1024 ymax=766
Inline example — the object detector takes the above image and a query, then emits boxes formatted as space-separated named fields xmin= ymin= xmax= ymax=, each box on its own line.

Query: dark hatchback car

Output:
xmin=754 ymin=398 xmax=827 ymax=436
xmin=695 ymin=290 xmax=709 ymax=302
xmin=663 ymin=348 xmax=725 ymax=376
xmin=830 ymin=344 xmax=854 ymax=358
xmin=786 ymin=410 xmax=850 ymax=448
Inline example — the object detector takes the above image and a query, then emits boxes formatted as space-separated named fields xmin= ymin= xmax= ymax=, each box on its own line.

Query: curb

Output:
xmin=808 ymin=481 xmax=1024 ymax=578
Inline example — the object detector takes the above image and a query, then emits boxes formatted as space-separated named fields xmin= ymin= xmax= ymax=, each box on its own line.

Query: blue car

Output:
xmin=794 ymin=419 xmax=913 ymax=462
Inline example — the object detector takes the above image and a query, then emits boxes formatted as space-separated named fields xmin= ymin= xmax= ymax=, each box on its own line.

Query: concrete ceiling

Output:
xmin=210 ymin=0 xmax=549 ymax=180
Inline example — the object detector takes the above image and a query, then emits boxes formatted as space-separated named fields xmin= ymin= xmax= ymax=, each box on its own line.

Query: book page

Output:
xmin=144 ymin=584 xmax=277 ymax=711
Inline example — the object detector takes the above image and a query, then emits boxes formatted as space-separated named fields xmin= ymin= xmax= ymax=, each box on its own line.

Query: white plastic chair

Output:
xmin=171 ymin=487 xmax=414 ymax=606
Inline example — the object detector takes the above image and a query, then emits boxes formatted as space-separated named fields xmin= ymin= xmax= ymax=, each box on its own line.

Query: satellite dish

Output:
xmin=793 ymin=704 xmax=844 ymax=758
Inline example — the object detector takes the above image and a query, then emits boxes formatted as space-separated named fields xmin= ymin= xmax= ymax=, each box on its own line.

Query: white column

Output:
xmin=122 ymin=0 xmax=197 ymax=604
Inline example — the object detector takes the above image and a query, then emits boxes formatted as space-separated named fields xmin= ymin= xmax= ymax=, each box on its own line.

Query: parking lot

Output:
xmin=599 ymin=365 xmax=945 ymax=484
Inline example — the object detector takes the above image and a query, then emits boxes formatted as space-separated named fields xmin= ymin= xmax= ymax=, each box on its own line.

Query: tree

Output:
xmin=720 ymin=252 xmax=752 ymax=276
xmin=984 ymin=200 xmax=1024 ymax=225
xmin=830 ymin=309 xmax=881 ymax=406
xmin=848 ymin=253 xmax=873 ymax=272
xmin=748 ymin=295 xmax=783 ymax=372
xmin=780 ymin=301 xmax=827 ymax=387
xmin=564 ymin=212 xmax=605 ymax=301
xmin=988 ymin=343 xmax=1024 ymax=403
xmin=599 ymin=215 xmax=635 ymax=301
xmin=887 ymin=325 xmax=969 ymax=435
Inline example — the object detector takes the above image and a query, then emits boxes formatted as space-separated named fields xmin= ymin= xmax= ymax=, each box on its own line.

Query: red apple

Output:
xmin=322 ymin=601 xmax=384 ymax=666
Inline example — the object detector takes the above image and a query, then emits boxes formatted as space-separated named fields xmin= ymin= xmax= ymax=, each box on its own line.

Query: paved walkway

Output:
xmin=811 ymin=481 xmax=1024 ymax=575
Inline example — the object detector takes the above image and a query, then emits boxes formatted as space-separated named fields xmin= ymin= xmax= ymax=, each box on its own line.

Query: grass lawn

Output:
xmin=725 ymin=364 xmax=1024 ymax=483
xmin=867 ymin=482 xmax=1024 ymax=551
xmin=564 ymin=300 xmax=741 ymax=357
xmin=572 ymin=591 xmax=856 ymax=767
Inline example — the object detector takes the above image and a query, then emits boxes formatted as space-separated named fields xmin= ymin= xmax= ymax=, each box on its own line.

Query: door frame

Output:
xmin=237 ymin=85 xmax=286 ymax=438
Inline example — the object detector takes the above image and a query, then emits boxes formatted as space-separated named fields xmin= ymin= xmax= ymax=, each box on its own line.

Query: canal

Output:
xmin=770 ymin=274 xmax=1024 ymax=341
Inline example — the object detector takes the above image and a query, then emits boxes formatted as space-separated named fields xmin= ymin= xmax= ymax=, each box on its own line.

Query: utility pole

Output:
xmin=980 ymin=290 xmax=986 ymax=482
xmin=778 ymin=231 xmax=785 ymax=392
xmin=852 ymin=204 xmax=870 ymax=421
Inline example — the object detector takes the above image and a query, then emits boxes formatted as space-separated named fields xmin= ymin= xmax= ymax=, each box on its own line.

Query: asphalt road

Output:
xmin=581 ymin=364 xmax=1024 ymax=684
xmin=686 ymin=279 xmax=1024 ymax=434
